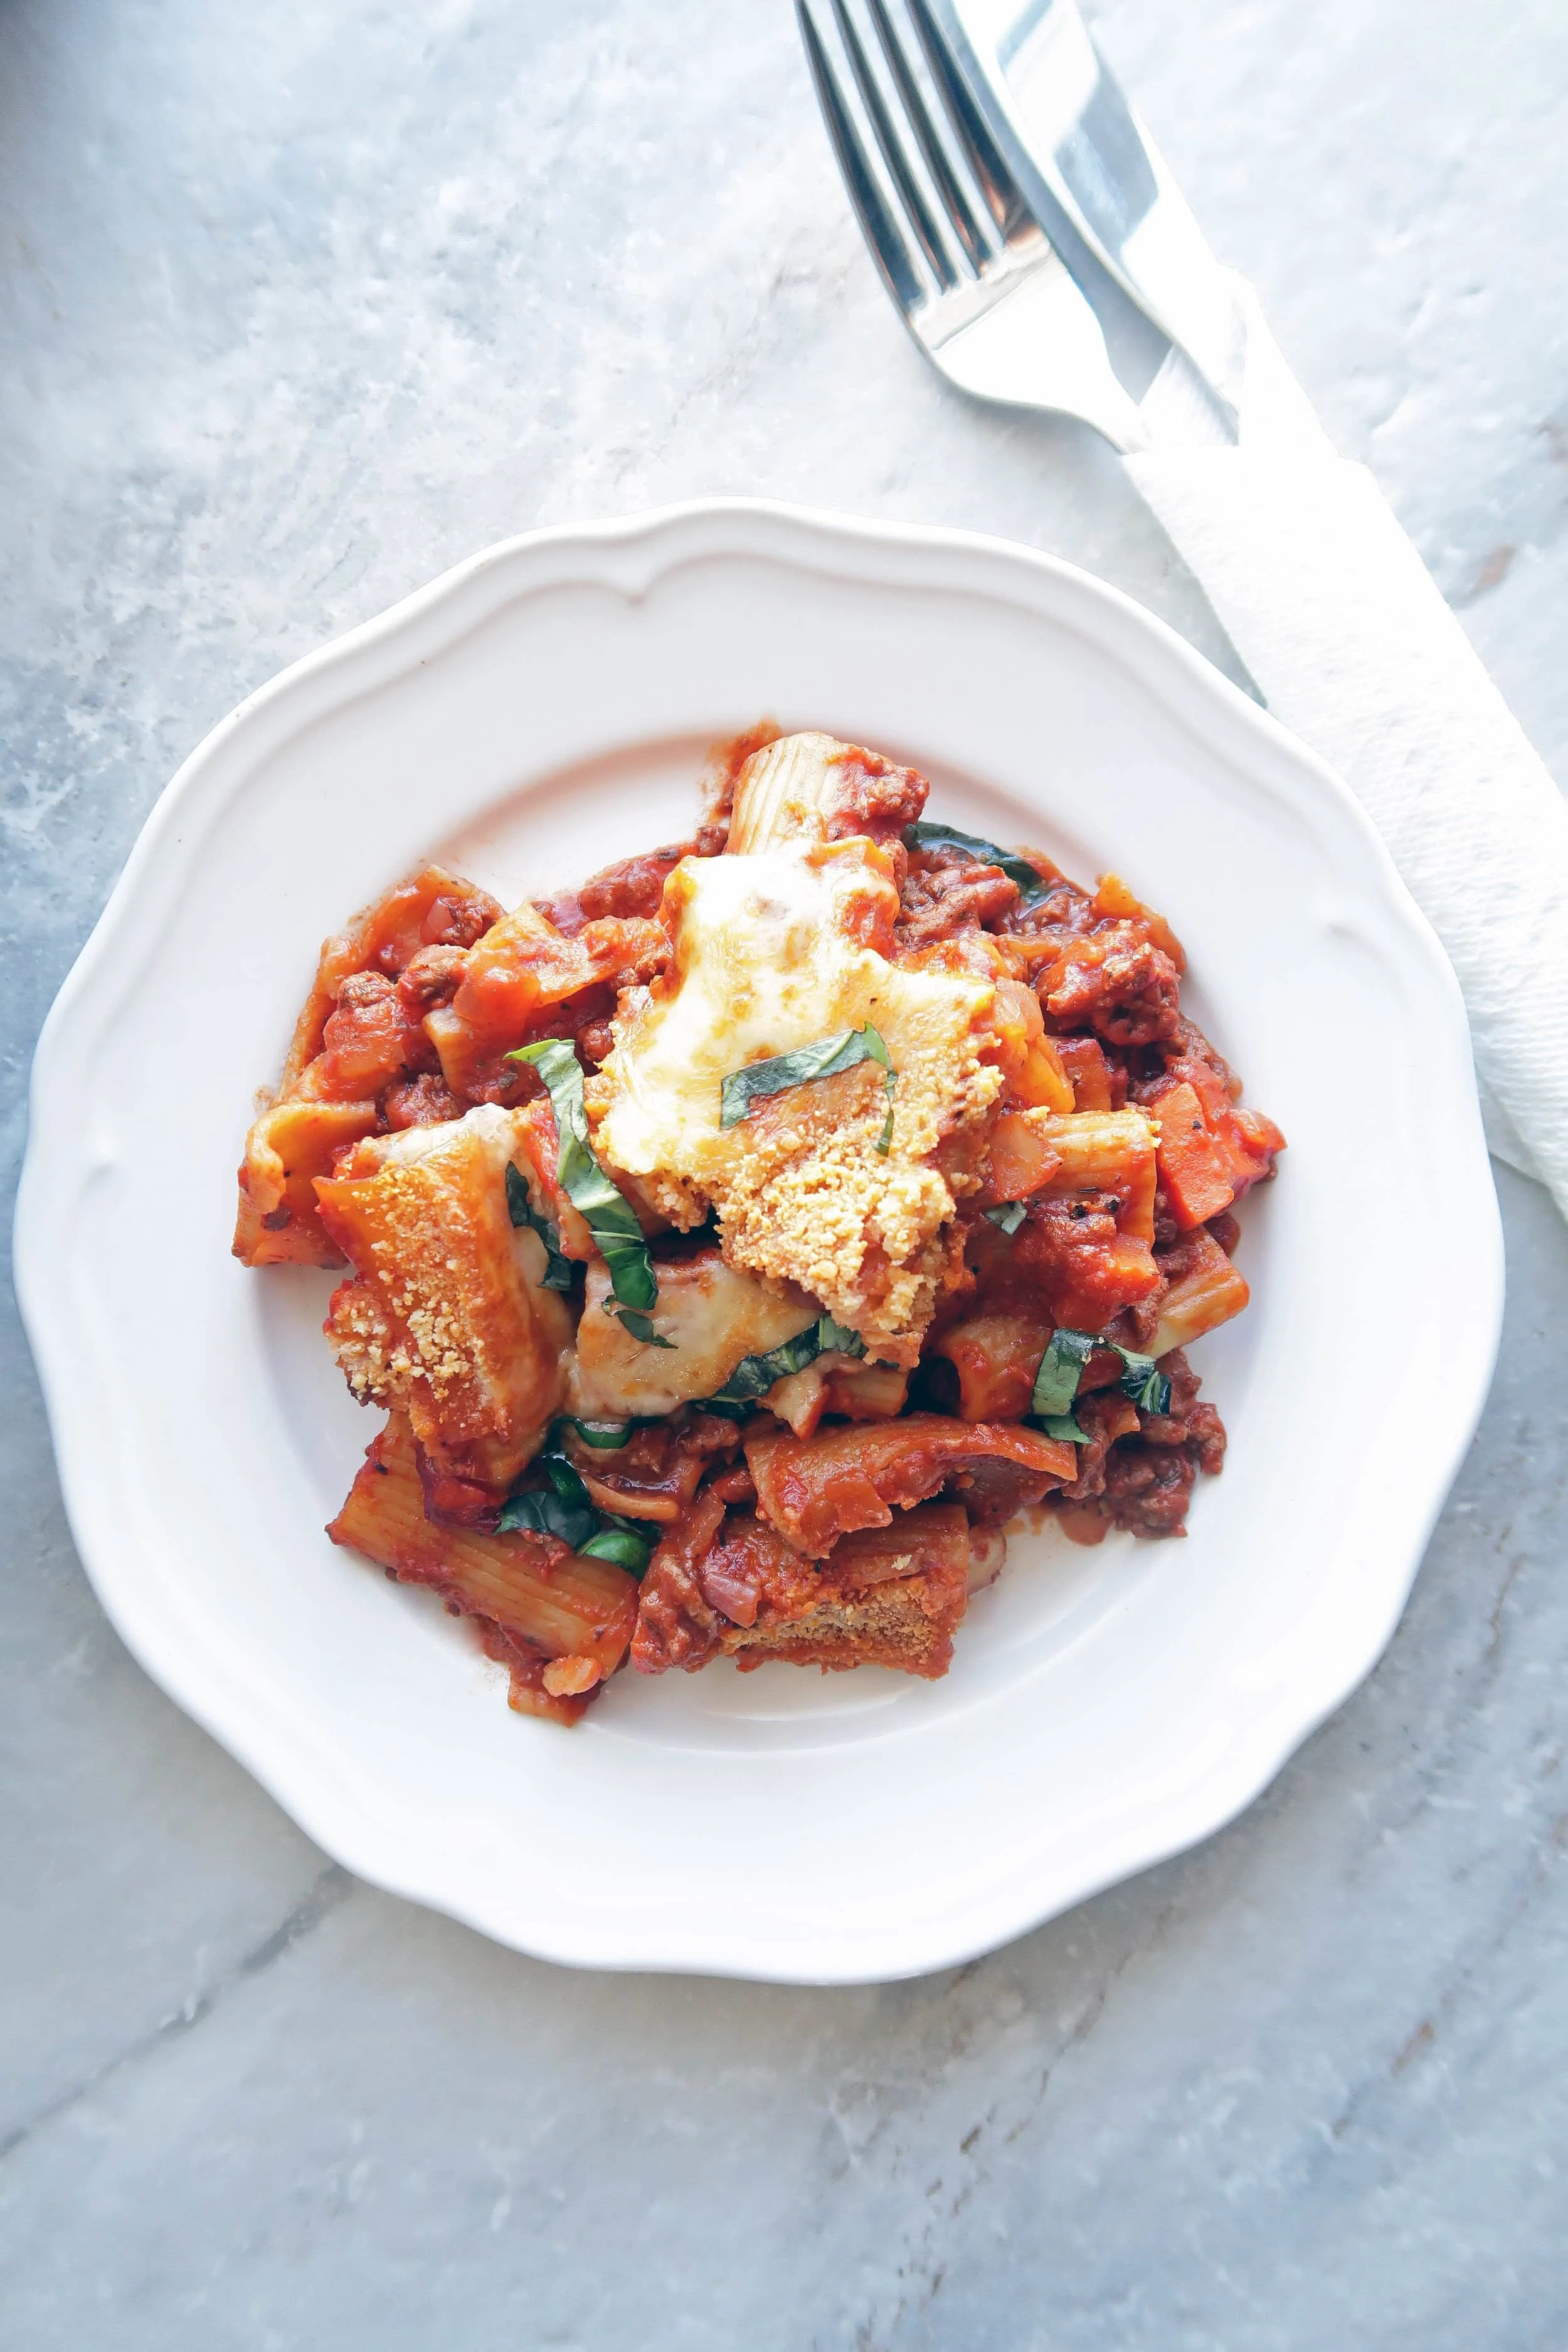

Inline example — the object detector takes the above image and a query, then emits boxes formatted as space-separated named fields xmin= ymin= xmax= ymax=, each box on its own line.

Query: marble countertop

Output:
xmin=3 ymin=1 xmax=1566 ymax=2343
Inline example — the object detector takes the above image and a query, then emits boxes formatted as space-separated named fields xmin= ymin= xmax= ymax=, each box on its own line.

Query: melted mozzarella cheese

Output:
xmin=590 ymin=836 xmax=1007 ymax=1355
xmin=596 ymin=842 xmax=996 ymax=1181
xmin=568 ymin=1254 xmax=819 ymax=1420
xmin=366 ymin=1102 xmax=516 ymax=1170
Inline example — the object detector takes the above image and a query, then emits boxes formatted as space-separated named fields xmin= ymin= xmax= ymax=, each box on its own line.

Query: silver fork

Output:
xmin=799 ymin=0 xmax=1568 ymax=1237
xmin=797 ymin=0 xmax=1233 ymax=455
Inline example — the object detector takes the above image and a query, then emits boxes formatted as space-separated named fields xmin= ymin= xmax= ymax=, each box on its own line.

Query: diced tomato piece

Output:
xmin=1152 ymin=1062 xmax=1286 ymax=1217
xmin=1230 ymin=1106 xmax=1287 ymax=1190
xmin=1151 ymin=1080 xmax=1236 ymax=1229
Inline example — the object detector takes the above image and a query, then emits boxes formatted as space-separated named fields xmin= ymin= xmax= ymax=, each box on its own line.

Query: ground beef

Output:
xmin=1041 ymin=920 xmax=1182 ymax=1048
xmin=822 ymin=746 xmax=929 ymax=847
xmin=997 ymin=871 xmax=1098 ymax=941
xmin=1005 ymin=1192 xmax=1162 ymax=1330
xmin=383 ymin=1072 xmax=467 ymax=1129
xmin=1129 ymin=1014 xmax=1242 ymax=1104
xmin=423 ymin=890 xmax=501 ymax=950
xmin=577 ymin=847 xmax=691 ymax=921
xmin=331 ymin=968 xmax=400 ymax=1015
xmin=537 ymin=846 xmax=690 ymax=934
xmin=459 ymin=978 xmax=625 ymax=1107
xmin=1047 ymin=1347 xmax=1227 ymax=1537
xmin=1180 ymin=1404 xmax=1226 ymax=1476
xmin=368 ymin=885 xmax=502 ymax=975
xmin=1150 ymin=1189 xmax=1180 ymax=1249
xmin=396 ymin=944 xmax=469 ymax=1013
xmin=897 ymin=850 xmax=1021 ymax=948
xmin=1057 ymin=1389 xmax=1140 ymax=1502
xmin=317 ymin=969 xmax=428 ymax=1094
xmin=1101 ymin=1443 xmax=1198 ymax=1538
xmin=1135 ymin=1375 xmax=1227 ymax=1480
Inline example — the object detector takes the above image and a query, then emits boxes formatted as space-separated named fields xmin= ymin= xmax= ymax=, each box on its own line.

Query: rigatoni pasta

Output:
xmin=235 ymin=728 xmax=1283 ymax=1720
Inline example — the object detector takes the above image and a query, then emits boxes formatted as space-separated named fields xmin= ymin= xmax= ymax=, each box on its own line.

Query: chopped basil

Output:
xmin=570 ymin=1418 xmax=633 ymax=1449
xmin=608 ymin=1306 xmax=675 ymax=1349
xmin=497 ymin=1434 xmax=657 ymax=1564
xmin=720 ymin=1024 xmax=896 ymax=1155
xmin=1113 ymin=1345 xmax=1171 ymax=1416
xmin=1031 ymin=1327 xmax=1173 ymax=1423
xmin=503 ymin=1161 xmax=573 ymax=1291
xmin=1038 ymin=1411 xmax=1089 ymax=1444
xmin=708 ymin=1325 xmax=826 ymax=1405
xmin=985 ymin=1201 xmax=1027 ymax=1236
xmin=507 ymin=1039 xmax=657 ymax=1315
xmin=578 ymin=1525 xmax=654 ymax=1573
xmin=903 ymin=820 xmax=1047 ymax=903
xmin=539 ymin=1448 xmax=592 ymax=1505
xmin=707 ymin=1313 xmax=867 ymax=1407
xmin=1031 ymin=1328 xmax=1095 ymax=1419
xmin=495 ymin=1487 xmax=598 ymax=1549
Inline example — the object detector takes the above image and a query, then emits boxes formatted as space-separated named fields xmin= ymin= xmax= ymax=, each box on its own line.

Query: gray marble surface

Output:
xmin=3 ymin=0 xmax=1566 ymax=2342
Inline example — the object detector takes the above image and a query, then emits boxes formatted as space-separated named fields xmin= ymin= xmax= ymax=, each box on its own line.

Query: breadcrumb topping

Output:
xmin=591 ymin=817 xmax=1004 ymax=1357
xmin=315 ymin=1105 xmax=572 ymax=1485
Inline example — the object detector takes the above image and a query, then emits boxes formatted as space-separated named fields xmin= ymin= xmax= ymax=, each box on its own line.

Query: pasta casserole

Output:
xmin=234 ymin=729 xmax=1284 ymax=1724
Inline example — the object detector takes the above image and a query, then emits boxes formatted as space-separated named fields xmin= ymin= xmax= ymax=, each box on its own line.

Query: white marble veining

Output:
xmin=2 ymin=1 xmax=1565 ymax=2342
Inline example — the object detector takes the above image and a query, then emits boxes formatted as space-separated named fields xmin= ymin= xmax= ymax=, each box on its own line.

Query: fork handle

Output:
xmin=1125 ymin=442 xmax=1568 ymax=1221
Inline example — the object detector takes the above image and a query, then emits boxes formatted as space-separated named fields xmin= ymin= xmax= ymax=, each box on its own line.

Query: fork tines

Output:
xmin=798 ymin=0 xmax=1028 ymax=323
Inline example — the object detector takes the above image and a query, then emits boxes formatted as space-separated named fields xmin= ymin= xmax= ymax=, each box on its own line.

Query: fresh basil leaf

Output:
xmin=709 ymin=1322 xmax=827 ymax=1405
xmin=610 ymin=1306 xmax=675 ymax=1349
xmin=861 ymin=1026 xmax=896 ymax=1156
xmin=720 ymin=1022 xmax=896 ymax=1154
xmin=607 ymin=1512 xmax=665 ymax=1539
xmin=1111 ymin=1345 xmax=1172 ymax=1416
xmin=570 ymin=1418 xmax=633 ymax=1449
xmin=502 ymin=1434 xmax=670 ymax=1564
xmin=903 ymin=820 xmax=1047 ymax=903
xmin=503 ymin=1160 xmax=574 ymax=1291
xmin=578 ymin=1526 xmax=654 ymax=1573
xmin=539 ymin=1448 xmax=593 ymax=1508
xmin=507 ymin=1039 xmax=657 ymax=1313
xmin=1031 ymin=1328 xmax=1096 ymax=1419
xmin=985 ymin=1201 xmax=1027 ymax=1236
xmin=1030 ymin=1329 xmax=1173 ymax=1421
xmin=495 ymin=1488 xmax=598 ymax=1549
xmin=1037 ymin=1411 xmax=1089 ymax=1444
xmin=706 ymin=1313 xmax=867 ymax=1408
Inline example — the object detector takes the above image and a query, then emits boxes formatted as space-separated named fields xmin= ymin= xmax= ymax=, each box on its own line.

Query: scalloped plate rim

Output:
xmin=14 ymin=498 xmax=1503 ymax=1983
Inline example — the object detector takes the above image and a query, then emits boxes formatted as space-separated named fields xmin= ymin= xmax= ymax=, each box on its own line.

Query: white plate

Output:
xmin=14 ymin=501 xmax=1502 ymax=1983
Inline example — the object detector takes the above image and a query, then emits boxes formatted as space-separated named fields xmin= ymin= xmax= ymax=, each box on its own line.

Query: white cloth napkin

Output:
xmin=1125 ymin=294 xmax=1568 ymax=1222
